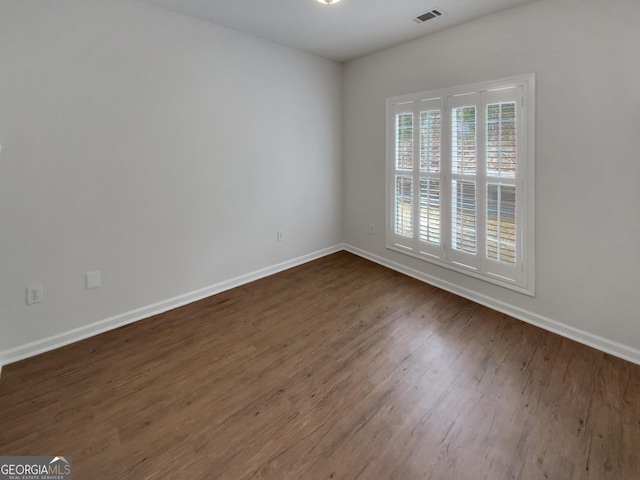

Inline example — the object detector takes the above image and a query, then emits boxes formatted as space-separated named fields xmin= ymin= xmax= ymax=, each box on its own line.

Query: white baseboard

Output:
xmin=344 ymin=244 xmax=640 ymax=366
xmin=2 ymin=243 xmax=638 ymax=374
xmin=0 ymin=244 xmax=345 ymax=369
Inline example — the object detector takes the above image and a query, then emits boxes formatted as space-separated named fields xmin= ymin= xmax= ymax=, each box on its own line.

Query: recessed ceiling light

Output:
xmin=316 ymin=0 xmax=342 ymax=4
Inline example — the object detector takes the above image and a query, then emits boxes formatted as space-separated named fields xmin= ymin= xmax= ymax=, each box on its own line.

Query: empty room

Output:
xmin=1 ymin=0 xmax=639 ymax=478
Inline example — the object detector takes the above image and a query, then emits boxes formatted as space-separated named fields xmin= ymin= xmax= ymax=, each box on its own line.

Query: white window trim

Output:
xmin=385 ymin=74 xmax=535 ymax=296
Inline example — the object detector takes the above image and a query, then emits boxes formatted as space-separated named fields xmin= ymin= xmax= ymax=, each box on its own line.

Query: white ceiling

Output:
xmin=135 ymin=0 xmax=538 ymax=62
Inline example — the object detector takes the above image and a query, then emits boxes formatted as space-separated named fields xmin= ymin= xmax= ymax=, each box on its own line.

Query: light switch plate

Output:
xmin=86 ymin=271 xmax=101 ymax=290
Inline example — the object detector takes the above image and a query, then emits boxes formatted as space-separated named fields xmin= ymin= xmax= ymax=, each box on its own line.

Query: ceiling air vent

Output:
xmin=413 ymin=9 xmax=445 ymax=24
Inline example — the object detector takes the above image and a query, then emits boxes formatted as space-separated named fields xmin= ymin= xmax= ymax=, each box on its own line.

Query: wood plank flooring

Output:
xmin=1 ymin=251 xmax=639 ymax=479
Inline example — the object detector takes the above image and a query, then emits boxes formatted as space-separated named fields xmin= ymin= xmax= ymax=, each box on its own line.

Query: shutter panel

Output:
xmin=452 ymin=180 xmax=476 ymax=254
xmin=391 ymin=100 xmax=446 ymax=258
xmin=396 ymin=112 xmax=414 ymax=171
xmin=420 ymin=109 xmax=441 ymax=172
xmin=419 ymin=179 xmax=440 ymax=245
xmin=487 ymin=184 xmax=516 ymax=264
xmin=452 ymin=105 xmax=477 ymax=175
xmin=487 ymin=102 xmax=517 ymax=177
xmin=391 ymin=106 xmax=416 ymax=248
xmin=483 ymin=86 xmax=524 ymax=282
xmin=395 ymin=175 xmax=413 ymax=237
xmin=418 ymin=100 xmax=445 ymax=258
xmin=486 ymin=97 xmax=517 ymax=265
xmin=448 ymin=94 xmax=481 ymax=269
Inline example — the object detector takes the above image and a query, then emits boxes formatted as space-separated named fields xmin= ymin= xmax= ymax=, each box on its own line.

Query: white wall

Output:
xmin=2 ymin=0 xmax=639 ymax=367
xmin=344 ymin=0 xmax=640 ymax=355
xmin=0 ymin=0 xmax=343 ymax=359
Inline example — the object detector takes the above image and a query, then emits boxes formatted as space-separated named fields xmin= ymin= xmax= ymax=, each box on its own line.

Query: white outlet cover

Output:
xmin=86 ymin=271 xmax=101 ymax=289
xmin=27 ymin=285 xmax=43 ymax=305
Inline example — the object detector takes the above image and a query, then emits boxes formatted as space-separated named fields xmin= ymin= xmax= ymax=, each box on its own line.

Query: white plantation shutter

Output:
xmin=452 ymin=180 xmax=477 ymax=252
xmin=391 ymin=99 xmax=445 ymax=258
xmin=487 ymin=184 xmax=516 ymax=264
xmin=446 ymin=89 xmax=525 ymax=279
xmin=417 ymin=100 xmax=444 ymax=258
xmin=395 ymin=175 xmax=412 ymax=236
xmin=392 ymin=105 xmax=415 ymax=249
xmin=387 ymin=75 xmax=535 ymax=295
xmin=419 ymin=178 xmax=440 ymax=245
xmin=448 ymin=94 xmax=481 ymax=269
xmin=419 ymin=109 xmax=442 ymax=248
xmin=482 ymin=86 xmax=524 ymax=281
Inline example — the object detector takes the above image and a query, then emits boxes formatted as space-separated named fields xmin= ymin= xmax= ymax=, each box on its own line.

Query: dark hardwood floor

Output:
xmin=1 ymin=251 xmax=639 ymax=479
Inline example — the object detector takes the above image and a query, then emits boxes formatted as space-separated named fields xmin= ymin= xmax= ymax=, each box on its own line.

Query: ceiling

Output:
xmin=135 ymin=0 xmax=538 ymax=62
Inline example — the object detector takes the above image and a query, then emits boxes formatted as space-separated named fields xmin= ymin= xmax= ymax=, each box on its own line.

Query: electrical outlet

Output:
xmin=277 ymin=230 xmax=285 ymax=242
xmin=369 ymin=223 xmax=376 ymax=234
xmin=27 ymin=285 xmax=43 ymax=305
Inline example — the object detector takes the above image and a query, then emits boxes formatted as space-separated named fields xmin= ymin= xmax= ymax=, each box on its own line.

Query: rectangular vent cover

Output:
xmin=413 ymin=9 xmax=445 ymax=23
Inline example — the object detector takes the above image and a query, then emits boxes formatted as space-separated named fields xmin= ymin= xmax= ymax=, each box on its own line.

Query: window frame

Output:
xmin=385 ymin=74 xmax=535 ymax=296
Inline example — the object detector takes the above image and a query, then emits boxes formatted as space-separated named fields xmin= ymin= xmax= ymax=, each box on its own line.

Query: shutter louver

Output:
xmin=487 ymin=184 xmax=516 ymax=264
xmin=420 ymin=110 xmax=441 ymax=172
xmin=394 ymin=111 xmax=414 ymax=238
xmin=452 ymin=181 xmax=476 ymax=254
xmin=486 ymin=99 xmax=518 ymax=266
xmin=420 ymin=179 xmax=440 ymax=244
xmin=396 ymin=113 xmax=413 ymax=170
xmin=452 ymin=106 xmax=476 ymax=174
xmin=395 ymin=176 xmax=413 ymax=237
xmin=419 ymin=109 xmax=442 ymax=246
xmin=451 ymin=103 xmax=477 ymax=256
xmin=487 ymin=102 xmax=516 ymax=176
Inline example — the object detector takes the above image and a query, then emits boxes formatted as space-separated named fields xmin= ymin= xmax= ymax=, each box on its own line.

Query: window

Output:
xmin=386 ymin=75 xmax=535 ymax=295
